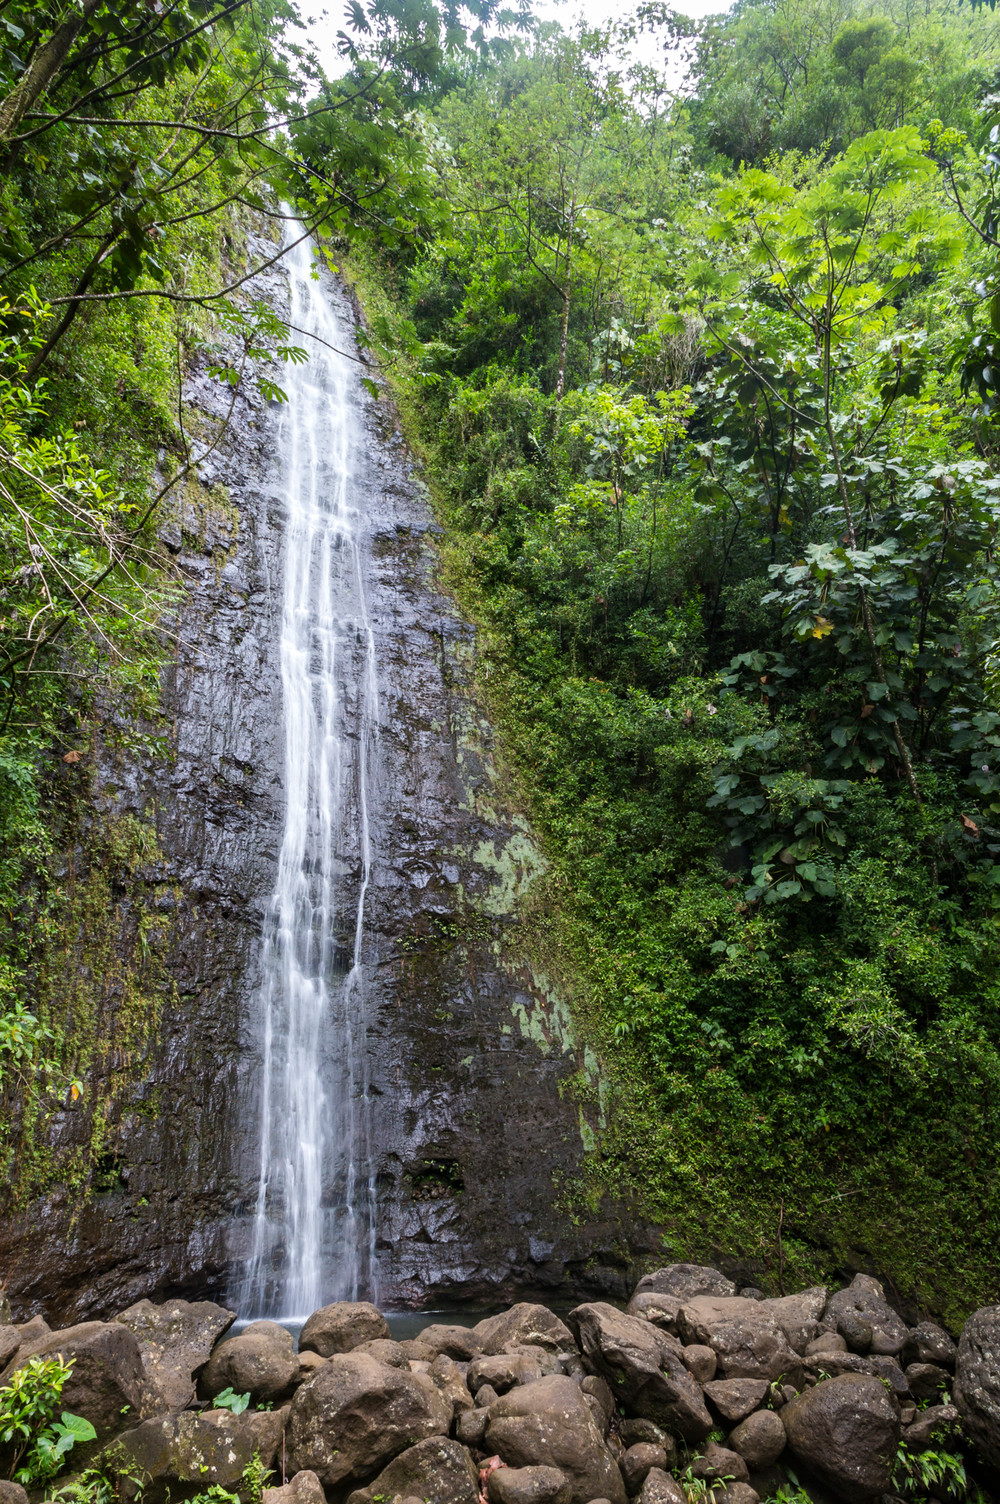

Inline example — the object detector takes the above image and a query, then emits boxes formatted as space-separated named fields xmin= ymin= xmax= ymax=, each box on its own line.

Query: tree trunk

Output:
xmin=0 ymin=0 xmax=104 ymax=145
xmin=555 ymin=195 xmax=576 ymax=401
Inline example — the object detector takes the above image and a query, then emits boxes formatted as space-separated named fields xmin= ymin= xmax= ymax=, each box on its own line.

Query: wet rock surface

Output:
xmin=0 ymin=234 xmax=650 ymax=1321
xmin=0 ymin=1276 xmax=996 ymax=1503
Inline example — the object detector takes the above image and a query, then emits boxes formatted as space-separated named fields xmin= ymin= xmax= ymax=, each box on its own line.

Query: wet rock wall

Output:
xmin=0 ymin=235 xmax=649 ymax=1322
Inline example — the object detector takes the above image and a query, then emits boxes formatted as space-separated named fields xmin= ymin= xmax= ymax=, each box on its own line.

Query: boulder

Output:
xmin=0 ymin=1484 xmax=28 ymax=1504
xmin=401 ymin=1339 xmax=438 ymax=1363
xmin=285 ymin=1351 xmax=450 ymax=1488
xmin=200 ymin=1320 xmax=298 ymax=1404
xmin=902 ymin=1321 xmax=957 ymax=1370
xmin=485 ymin=1375 xmax=626 ymax=1504
xmin=781 ymin=1373 xmax=899 ymax=1502
xmin=346 ymin=1437 xmax=479 ymax=1504
xmin=418 ymin=1324 xmax=485 ymax=1361
xmin=728 ymin=1410 xmax=785 ymax=1469
xmin=488 ymin=1465 xmax=573 ymax=1504
xmin=680 ymin=1345 xmax=716 ymax=1383
xmin=263 ymin=1472 xmax=327 ymax=1504
xmin=477 ymin=1383 xmax=501 ymax=1409
xmin=702 ymin=1379 xmax=770 ymax=1424
xmin=355 ymin=1338 xmax=408 ymax=1369
xmin=677 ymin=1300 xmax=802 ymax=1386
xmin=638 ymin=1469 xmax=684 ymax=1504
xmin=619 ymin=1420 xmax=676 ymax=1463
xmin=689 ymin=1442 xmax=749 ymax=1483
xmin=568 ymin=1303 xmax=711 ymax=1443
xmin=14 ymin=1315 xmax=50 ymax=1344
xmin=430 ymin=1353 xmax=475 ymax=1417
xmin=903 ymin=1402 xmax=960 ymax=1451
xmin=715 ymin=1486 xmax=759 ymax=1504
xmin=823 ymin=1277 xmax=907 ymax=1358
xmin=0 ymin=1327 xmax=18 ymax=1370
xmin=632 ymin=1265 xmax=736 ymax=1302
xmin=955 ymin=1304 xmax=1000 ymax=1467
xmin=4 ymin=1321 xmax=146 ymax=1439
xmin=802 ymin=1351 xmax=908 ymax=1401
xmin=624 ymin=1293 xmax=684 ymax=1333
xmin=457 ymin=1407 xmax=490 ymax=1448
xmin=804 ymin=1333 xmax=847 ymax=1357
xmin=620 ymin=1442 xmax=666 ymax=1493
xmin=580 ymin=1375 xmax=615 ymax=1425
xmin=761 ymin=1290 xmax=828 ymax=1356
xmin=469 ymin=1354 xmax=546 ymax=1395
xmin=299 ymin=1301 xmax=389 ymax=1358
xmin=475 ymin=1305 xmax=575 ymax=1356
xmin=904 ymin=1362 xmax=949 ymax=1401
xmin=114 ymin=1299 xmax=235 ymax=1413
xmin=111 ymin=1406 xmax=285 ymax=1503
xmin=296 ymin=1351 xmax=328 ymax=1385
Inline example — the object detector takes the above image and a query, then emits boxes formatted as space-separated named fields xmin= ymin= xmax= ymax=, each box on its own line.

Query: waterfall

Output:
xmin=239 ymin=228 xmax=379 ymax=1318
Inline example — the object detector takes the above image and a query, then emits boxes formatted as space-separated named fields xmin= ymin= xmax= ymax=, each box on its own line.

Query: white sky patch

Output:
xmin=304 ymin=0 xmax=733 ymax=90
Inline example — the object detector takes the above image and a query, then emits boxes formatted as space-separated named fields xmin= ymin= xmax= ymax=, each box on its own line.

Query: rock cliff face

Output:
xmin=0 ymin=236 xmax=647 ymax=1322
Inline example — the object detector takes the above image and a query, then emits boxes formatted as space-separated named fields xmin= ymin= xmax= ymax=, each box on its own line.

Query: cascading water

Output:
xmin=238 ymin=228 xmax=379 ymax=1318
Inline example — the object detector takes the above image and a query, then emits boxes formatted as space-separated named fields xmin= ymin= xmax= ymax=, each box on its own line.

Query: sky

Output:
xmin=307 ymin=0 xmax=732 ymax=88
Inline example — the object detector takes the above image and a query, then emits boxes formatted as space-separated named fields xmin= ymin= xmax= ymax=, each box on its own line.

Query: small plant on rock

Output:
xmin=0 ymin=1355 xmax=96 ymax=1485
xmin=891 ymin=1442 xmax=969 ymax=1499
xmin=212 ymin=1387 xmax=251 ymax=1414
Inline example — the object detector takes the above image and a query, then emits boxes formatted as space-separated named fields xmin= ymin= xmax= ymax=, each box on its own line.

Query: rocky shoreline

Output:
xmin=0 ymin=1264 xmax=997 ymax=1503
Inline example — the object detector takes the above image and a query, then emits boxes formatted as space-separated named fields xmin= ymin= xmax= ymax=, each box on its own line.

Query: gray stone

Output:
xmin=0 ymin=1483 xmax=29 ymax=1504
xmin=680 ymin=1344 xmax=716 ymax=1383
xmin=904 ymin=1362 xmax=949 ymax=1401
xmin=347 ymin=1437 xmax=479 ymax=1504
xmin=903 ymin=1403 xmax=960 ymax=1451
xmin=262 ymin=1471 xmax=327 ymax=1504
xmin=355 ymin=1338 xmax=409 ymax=1369
xmin=201 ymin=1320 xmax=298 ymax=1404
xmin=823 ymin=1276 xmax=907 ymax=1358
xmin=469 ymin=1353 xmax=545 ymax=1394
xmin=702 ymin=1379 xmax=770 ymax=1424
xmin=488 ymin=1465 xmax=573 ymax=1504
xmin=285 ymin=1351 xmax=450 ymax=1488
xmin=456 ymin=1406 xmax=490 ymax=1448
xmin=418 ymin=1324 xmax=485 ymax=1361
xmin=477 ymin=1382 xmax=501 ymax=1408
xmin=15 ymin=1315 xmax=49 ymax=1343
xmin=299 ymin=1301 xmax=389 ymax=1357
xmin=430 ymin=1353 xmax=475 ymax=1418
xmin=954 ymin=1304 xmax=1000 ymax=1467
xmin=689 ymin=1442 xmax=749 ymax=1483
xmin=803 ymin=1351 xmax=908 ymax=1401
xmin=624 ymin=1293 xmax=684 ymax=1333
xmin=677 ymin=1299 xmax=802 ymax=1386
xmin=111 ymin=1406 xmax=286 ymax=1504
xmin=637 ymin=1469 xmax=685 ymax=1504
xmin=835 ymin=1313 xmax=872 ymax=1354
xmin=761 ymin=1290 xmax=827 ymax=1356
xmin=580 ymin=1374 xmax=615 ymax=1424
xmin=632 ymin=1265 xmax=736 ymax=1302
xmin=485 ymin=1374 xmax=626 ymax=1504
xmin=781 ymin=1374 xmax=899 ymax=1502
xmin=4 ymin=1321 xmax=146 ymax=1439
xmin=714 ymin=1486 xmax=759 ymax=1504
xmin=902 ymin=1322 xmax=957 ymax=1370
xmin=728 ymin=1411 xmax=785 ymax=1468
xmin=476 ymin=1305 xmax=575 ymax=1356
xmin=804 ymin=1333 xmax=847 ymax=1357
xmin=619 ymin=1420 xmax=675 ymax=1465
xmin=114 ymin=1298 xmax=235 ymax=1412
xmin=568 ymin=1302 xmax=711 ymax=1443
xmin=0 ymin=1327 xmax=18 ymax=1370
xmin=620 ymin=1442 xmax=666 ymax=1493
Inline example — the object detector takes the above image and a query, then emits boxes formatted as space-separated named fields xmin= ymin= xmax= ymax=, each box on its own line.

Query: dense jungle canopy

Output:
xmin=4 ymin=0 xmax=1000 ymax=1321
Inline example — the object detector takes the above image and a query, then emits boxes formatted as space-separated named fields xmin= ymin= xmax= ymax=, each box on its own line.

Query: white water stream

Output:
xmin=239 ymin=231 xmax=379 ymax=1317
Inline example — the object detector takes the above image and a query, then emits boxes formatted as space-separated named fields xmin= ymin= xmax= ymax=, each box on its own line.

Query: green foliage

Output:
xmin=339 ymin=2 xmax=1000 ymax=1315
xmin=0 ymin=1355 xmax=95 ymax=1485
xmin=212 ymin=1388 xmax=251 ymax=1415
xmin=891 ymin=1440 xmax=970 ymax=1500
